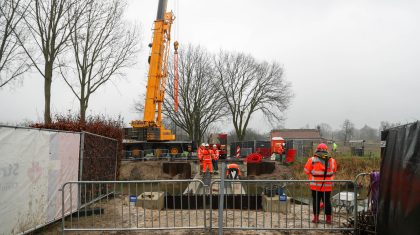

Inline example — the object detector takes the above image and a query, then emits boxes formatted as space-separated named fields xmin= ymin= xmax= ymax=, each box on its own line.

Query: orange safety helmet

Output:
xmin=316 ymin=143 xmax=328 ymax=151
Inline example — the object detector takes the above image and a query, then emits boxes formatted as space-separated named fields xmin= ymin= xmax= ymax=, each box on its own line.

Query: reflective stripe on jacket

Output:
xmin=202 ymin=149 xmax=213 ymax=161
xmin=304 ymin=156 xmax=337 ymax=192
xmin=197 ymin=147 xmax=204 ymax=161
xmin=212 ymin=149 xmax=220 ymax=160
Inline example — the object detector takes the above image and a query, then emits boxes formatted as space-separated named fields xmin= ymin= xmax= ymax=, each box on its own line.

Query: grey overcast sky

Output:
xmin=1 ymin=0 xmax=419 ymax=133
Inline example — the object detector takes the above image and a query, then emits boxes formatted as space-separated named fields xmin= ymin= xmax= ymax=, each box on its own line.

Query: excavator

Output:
xmin=123 ymin=0 xmax=191 ymax=158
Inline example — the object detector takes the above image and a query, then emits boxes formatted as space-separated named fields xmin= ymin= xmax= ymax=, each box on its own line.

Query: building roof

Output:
xmin=271 ymin=129 xmax=322 ymax=140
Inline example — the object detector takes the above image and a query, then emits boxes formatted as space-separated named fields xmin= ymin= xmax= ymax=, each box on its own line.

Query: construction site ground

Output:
xmin=35 ymin=159 xmax=360 ymax=234
xmin=38 ymin=194 xmax=347 ymax=234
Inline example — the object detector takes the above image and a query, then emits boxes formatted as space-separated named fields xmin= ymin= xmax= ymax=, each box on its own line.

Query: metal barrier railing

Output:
xmin=354 ymin=172 xmax=379 ymax=234
xmin=209 ymin=179 xmax=356 ymax=232
xmin=61 ymin=178 xmax=368 ymax=233
xmin=123 ymin=150 xmax=196 ymax=160
xmin=61 ymin=180 xmax=207 ymax=234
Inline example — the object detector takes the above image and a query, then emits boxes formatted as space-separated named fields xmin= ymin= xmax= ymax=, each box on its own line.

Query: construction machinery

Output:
xmin=124 ymin=0 xmax=191 ymax=156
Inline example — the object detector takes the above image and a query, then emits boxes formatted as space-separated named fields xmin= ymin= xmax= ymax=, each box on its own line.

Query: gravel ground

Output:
xmin=38 ymin=194 xmax=350 ymax=235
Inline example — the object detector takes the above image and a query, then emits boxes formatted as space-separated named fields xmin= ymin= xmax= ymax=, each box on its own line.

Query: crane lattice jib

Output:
xmin=131 ymin=0 xmax=174 ymax=129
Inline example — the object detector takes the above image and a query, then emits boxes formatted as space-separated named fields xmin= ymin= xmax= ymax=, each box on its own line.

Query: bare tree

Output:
xmin=227 ymin=128 xmax=268 ymax=143
xmin=17 ymin=0 xmax=82 ymax=124
xmin=61 ymin=0 xmax=140 ymax=122
xmin=0 ymin=0 xmax=30 ymax=88
xmin=317 ymin=123 xmax=332 ymax=139
xmin=341 ymin=119 xmax=354 ymax=145
xmin=379 ymin=121 xmax=401 ymax=131
xmin=161 ymin=45 xmax=227 ymax=147
xmin=359 ymin=124 xmax=378 ymax=141
xmin=214 ymin=51 xmax=293 ymax=141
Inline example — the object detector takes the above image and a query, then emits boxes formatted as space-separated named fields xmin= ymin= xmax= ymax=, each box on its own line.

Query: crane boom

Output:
xmin=130 ymin=0 xmax=176 ymax=141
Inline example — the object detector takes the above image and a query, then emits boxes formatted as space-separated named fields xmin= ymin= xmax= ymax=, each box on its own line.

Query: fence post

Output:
xmin=61 ymin=185 xmax=65 ymax=235
xmin=78 ymin=132 xmax=85 ymax=209
xmin=354 ymin=180 xmax=358 ymax=232
xmin=218 ymin=163 xmax=226 ymax=235
xmin=114 ymin=141 xmax=118 ymax=180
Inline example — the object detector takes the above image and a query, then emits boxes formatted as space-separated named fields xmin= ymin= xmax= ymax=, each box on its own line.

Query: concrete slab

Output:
xmin=136 ymin=191 xmax=164 ymax=210
xmin=262 ymin=194 xmax=291 ymax=213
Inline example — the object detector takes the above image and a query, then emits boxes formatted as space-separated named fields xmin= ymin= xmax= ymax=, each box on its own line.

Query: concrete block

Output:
xmin=136 ymin=191 xmax=165 ymax=210
xmin=262 ymin=194 xmax=291 ymax=213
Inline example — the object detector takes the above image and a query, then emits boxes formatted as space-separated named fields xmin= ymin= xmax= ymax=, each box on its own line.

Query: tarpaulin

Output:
xmin=0 ymin=127 xmax=80 ymax=235
xmin=378 ymin=121 xmax=420 ymax=235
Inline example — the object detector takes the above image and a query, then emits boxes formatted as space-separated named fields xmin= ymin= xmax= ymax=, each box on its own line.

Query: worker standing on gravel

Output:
xmin=274 ymin=143 xmax=284 ymax=162
xmin=333 ymin=141 xmax=337 ymax=152
xmin=226 ymin=163 xmax=241 ymax=179
xmin=198 ymin=143 xmax=205 ymax=174
xmin=198 ymin=143 xmax=205 ymax=160
xmin=304 ymin=143 xmax=337 ymax=224
xmin=202 ymin=143 xmax=213 ymax=174
xmin=212 ymin=144 xmax=219 ymax=174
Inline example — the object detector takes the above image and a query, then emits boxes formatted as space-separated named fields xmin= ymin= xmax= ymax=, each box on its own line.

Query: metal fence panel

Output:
xmin=80 ymin=132 xmax=118 ymax=181
xmin=209 ymin=179 xmax=356 ymax=232
xmin=61 ymin=179 xmax=363 ymax=233
xmin=354 ymin=172 xmax=379 ymax=234
xmin=61 ymin=180 xmax=207 ymax=234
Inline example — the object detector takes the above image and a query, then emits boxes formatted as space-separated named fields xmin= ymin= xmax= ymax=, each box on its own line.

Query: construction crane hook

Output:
xmin=174 ymin=41 xmax=179 ymax=54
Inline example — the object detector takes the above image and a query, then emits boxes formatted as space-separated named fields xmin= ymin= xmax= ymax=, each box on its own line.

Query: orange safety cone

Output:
xmin=320 ymin=202 xmax=324 ymax=209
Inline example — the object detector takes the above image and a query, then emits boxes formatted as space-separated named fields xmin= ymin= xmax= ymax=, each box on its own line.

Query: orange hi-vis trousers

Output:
xmin=202 ymin=160 xmax=213 ymax=173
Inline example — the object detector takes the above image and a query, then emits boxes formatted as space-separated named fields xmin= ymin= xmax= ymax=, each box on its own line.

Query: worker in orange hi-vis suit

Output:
xmin=212 ymin=144 xmax=220 ymax=174
xmin=202 ymin=143 xmax=213 ymax=174
xmin=226 ymin=163 xmax=241 ymax=179
xmin=274 ymin=143 xmax=284 ymax=162
xmin=198 ymin=143 xmax=205 ymax=174
xmin=304 ymin=143 xmax=337 ymax=224
xmin=197 ymin=143 xmax=205 ymax=160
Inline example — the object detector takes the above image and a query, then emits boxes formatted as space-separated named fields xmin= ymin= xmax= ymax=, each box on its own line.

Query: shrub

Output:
xmin=30 ymin=113 xmax=124 ymax=179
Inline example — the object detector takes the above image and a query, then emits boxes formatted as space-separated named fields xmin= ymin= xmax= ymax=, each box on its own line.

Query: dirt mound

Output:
xmin=119 ymin=161 xmax=194 ymax=180
xmin=119 ymin=161 xmax=172 ymax=180
xmin=247 ymin=162 xmax=293 ymax=180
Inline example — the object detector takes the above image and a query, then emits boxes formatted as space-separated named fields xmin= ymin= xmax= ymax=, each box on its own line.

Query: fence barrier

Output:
xmin=61 ymin=180 xmax=207 ymax=233
xmin=209 ymin=179 xmax=356 ymax=232
xmin=353 ymin=172 xmax=379 ymax=234
xmin=61 ymin=174 xmax=378 ymax=234
xmin=123 ymin=149 xmax=196 ymax=160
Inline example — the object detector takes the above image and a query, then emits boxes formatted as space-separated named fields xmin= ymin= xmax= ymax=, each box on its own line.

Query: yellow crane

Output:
xmin=124 ymin=0 xmax=191 ymax=159
xmin=130 ymin=0 xmax=177 ymax=141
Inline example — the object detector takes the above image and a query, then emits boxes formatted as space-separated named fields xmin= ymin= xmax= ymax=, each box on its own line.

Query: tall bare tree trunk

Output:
xmin=214 ymin=51 xmax=293 ymax=142
xmin=44 ymin=62 xmax=53 ymax=124
xmin=80 ymin=81 xmax=86 ymax=122
xmin=60 ymin=0 xmax=139 ymax=124
xmin=18 ymin=0 xmax=81 ymax=125
xmin=80 ymin=98 xmax=87 ymax=123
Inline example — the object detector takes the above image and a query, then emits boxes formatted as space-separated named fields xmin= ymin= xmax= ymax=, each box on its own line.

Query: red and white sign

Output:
xmin=236 ymin=146 xmax=240 ymax=158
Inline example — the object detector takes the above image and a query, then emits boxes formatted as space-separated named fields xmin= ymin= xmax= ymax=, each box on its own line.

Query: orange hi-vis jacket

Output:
xmin=304 ymin=156 xmax=337 ymax=192
xmin=226 ymin=163 xmax=241 ymax=176
xmin=197 ymin=147 xmax=204 ymax=161
xmin=202 ymin=149 xmax=212 ymax=162
xmin=274 ymin=144 xmax=284 ymax=154
xmin=212 ymin=149 xmax=220 ymax=160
